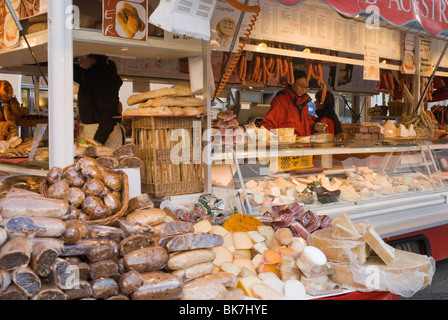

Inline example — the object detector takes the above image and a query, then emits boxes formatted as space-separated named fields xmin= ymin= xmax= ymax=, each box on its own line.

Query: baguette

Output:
xmin=123 ymin=106 xmax=174 ymax=117
xmin=127 ymin=85 xmax=193 ymax=106
xmin=182 ymin=106 xmax=203 ymax=116
xmin=151 ymin=96 xmax=203 ymax=108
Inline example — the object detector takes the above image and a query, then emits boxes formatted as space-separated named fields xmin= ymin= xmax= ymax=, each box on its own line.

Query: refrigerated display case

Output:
xmin=211 ymin=138 xmax=448 ymax=260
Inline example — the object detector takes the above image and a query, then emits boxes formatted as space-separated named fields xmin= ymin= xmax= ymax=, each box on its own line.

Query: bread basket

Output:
xmin=40 ymin=169 xmax=129 ymax=226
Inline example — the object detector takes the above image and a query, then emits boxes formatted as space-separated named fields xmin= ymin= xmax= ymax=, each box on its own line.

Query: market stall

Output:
xmin=0 ymin=0 xmax=445 ymax=301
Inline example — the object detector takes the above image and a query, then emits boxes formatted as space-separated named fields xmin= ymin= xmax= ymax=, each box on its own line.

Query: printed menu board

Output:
xmin=0 ymin=0 xmax=47 ymax=50
xmin=103 ymin=0 xmax=148 ymax=42
xmin=211 ymin=0 xmax=402 ymax=61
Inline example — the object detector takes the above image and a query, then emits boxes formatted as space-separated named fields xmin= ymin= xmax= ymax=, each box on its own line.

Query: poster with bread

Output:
xmin=0 ymin=0 xmax=48 ymax=50
xmin=400 ymin=33 xmax=416 ymax=74
xmin=210 ymin=0 xmax=243 ymax=52
xmin=103 ymin=0 xmax=147 ymax=41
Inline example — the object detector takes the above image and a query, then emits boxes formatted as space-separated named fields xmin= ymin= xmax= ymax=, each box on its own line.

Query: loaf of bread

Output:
xmin=151 ymin=96 xmax=203 ymax=108
xmin=183 ymin=106 xmax=203 ymax=116
xmin=123 ymin=106 xmax=174 ymax=117
xmin=127 ymin=84 xmax=193 ymax=106
xmin=0 ymin=80 xmax=13 ymax=101
xmin=138 ymin=99 xmax=154 ymax=108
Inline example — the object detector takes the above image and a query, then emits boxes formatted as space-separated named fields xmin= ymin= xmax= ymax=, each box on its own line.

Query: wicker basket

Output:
xmin=132 ymin=116 xmax=204 ymax=197
xmin=142 ymin=181 xmax=204 ymax=198
xmin=39 ymin=170 xmax=129 ymax=226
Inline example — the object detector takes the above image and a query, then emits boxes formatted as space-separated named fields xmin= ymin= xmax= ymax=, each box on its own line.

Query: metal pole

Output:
xmin=48 ymin=0 xmax=74 ymax=168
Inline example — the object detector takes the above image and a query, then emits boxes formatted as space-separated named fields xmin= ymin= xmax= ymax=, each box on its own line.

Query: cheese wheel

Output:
xmin=309 ymin=228 xmax=369 ymax=264
xmin=330 ymin=250 xmax=434 ymax=294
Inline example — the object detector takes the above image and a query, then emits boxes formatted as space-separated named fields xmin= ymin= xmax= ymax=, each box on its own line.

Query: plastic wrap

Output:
xmin=131 ymin=271 xmax=183 ymax=300
xmin=310 ymin=227 xmax=436 ymax=298
xmin=348 ymin=250 xmax=435 ymax=298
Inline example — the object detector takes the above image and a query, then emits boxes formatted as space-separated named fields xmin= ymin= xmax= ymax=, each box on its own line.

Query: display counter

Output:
xmin=211 ymin=139 xmax=448 ymax=239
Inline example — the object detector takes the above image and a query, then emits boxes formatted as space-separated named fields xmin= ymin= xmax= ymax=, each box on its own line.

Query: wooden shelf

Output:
xmin=0 ymin=29 xmax=203 ymax=72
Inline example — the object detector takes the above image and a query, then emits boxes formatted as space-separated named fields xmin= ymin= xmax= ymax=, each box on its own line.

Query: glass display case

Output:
xmin=211 ymin=139 xmax=448 ymax=238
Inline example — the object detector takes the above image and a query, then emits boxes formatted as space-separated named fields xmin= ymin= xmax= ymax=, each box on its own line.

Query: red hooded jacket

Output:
xmin=260 ymin=86 xmax=315 ymax=136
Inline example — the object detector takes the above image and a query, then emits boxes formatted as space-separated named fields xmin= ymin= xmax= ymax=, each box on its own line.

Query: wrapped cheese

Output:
xmin=330 ymin=250 xmax=435 ymax=297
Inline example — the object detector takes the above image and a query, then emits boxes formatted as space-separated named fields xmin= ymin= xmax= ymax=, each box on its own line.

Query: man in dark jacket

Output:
xmin=74 ymin=54 xmax=124 ymax=147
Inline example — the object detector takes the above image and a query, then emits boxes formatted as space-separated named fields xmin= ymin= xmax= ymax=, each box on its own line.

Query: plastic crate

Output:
xmin=277 ymin=155 xmax=313 ymax=171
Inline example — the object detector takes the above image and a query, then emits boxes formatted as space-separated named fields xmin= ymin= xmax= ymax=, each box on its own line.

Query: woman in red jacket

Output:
xmin=314 ymin=90 xmax=342 ymax=135
xmin=260 ymin=70 xmax=315 ymax=137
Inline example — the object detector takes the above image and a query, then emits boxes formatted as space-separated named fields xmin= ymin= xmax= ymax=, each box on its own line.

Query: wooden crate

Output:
xmin=131 ymin=116 xmax=204 ymax=197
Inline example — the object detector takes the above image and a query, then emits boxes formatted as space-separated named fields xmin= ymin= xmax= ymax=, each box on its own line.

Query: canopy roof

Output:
xmin=277 ymin=0 xmax=448 ymax=39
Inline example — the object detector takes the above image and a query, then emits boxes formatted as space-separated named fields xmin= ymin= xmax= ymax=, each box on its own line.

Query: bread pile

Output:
xmin=310 ymin=214 xmax=434 ymax=296
xmin=124 ymin=84 xmax=203 ymax=117
xmin=75 ymin=144 xmax=143 ymax=170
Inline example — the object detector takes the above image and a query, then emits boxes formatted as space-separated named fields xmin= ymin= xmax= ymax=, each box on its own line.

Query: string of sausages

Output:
xmin=305 ymin=51 xmax=326 ymax=104
xmin=238 ymin=43 xmax=295 ymax=85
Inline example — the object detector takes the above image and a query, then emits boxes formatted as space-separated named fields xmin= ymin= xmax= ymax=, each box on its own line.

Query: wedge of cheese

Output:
xmin=363 ymin=227 xmax=395 ymax=265
xmin=211 ymin=246 xmax=234 ymax=267
xmin=251 ymin=283 xmax=283 ymax=300
xmin=194 ymin=219 xmax=213 ymax=233
xmin=222 ymin=232 xmax=236 ymax=252
xmin=237 ymin=276 xmax=264 ymax=297
xmin=233 ymin=232 xmax=253 ymax=250
xmin=233 ymin=258 xmax=257 ymax=276
xmin=331 ymin=214 xmax=362 ymax=240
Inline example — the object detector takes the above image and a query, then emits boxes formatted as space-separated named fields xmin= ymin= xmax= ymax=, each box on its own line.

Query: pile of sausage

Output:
xmin=0 ymin=189 xmax=241 ymax=300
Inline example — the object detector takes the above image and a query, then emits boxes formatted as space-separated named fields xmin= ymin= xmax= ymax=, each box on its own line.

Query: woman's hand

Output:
xmin=314 ymin=122 xmax=328 ymax=133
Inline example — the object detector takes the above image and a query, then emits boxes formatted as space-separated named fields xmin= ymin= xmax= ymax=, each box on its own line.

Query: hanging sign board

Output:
xmin=363 ymin=44 xmax=380 ymax=81
xmin=103 ymin=0 xmax=148 ymax=42
xmin=419 ymin=37 xmax=433 ymax=76
xmin=149 ymin=0 xmax=217 ymax=41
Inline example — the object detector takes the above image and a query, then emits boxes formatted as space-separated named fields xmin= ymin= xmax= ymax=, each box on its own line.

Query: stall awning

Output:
xmin=278 ymin=0 xmax=448 ymax=38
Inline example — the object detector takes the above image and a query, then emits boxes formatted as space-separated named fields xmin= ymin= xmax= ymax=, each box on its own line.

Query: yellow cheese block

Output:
xmin=211 ymin=246 xmax=234 ymax=267
xmin=222 ymin=232 xmax=236 ymax=252
xmin=194 ymin=219 xmax=213 ymax=233
xmin=233 ymin=258 xmax=257 ymax=275
xmin=210 ymin=225 xmax=229 ymax=237
xmin=237 ymin=276 xmax=264 ymax=297
xmin=233 ymin=232 xmax=254 ymax=250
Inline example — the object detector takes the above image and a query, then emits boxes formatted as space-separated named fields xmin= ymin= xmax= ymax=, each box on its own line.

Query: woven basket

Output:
xmin=39 ymin=170 xmax=129 ymax=226
xmin=141 ymin=181 xmax=204 ymax=198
